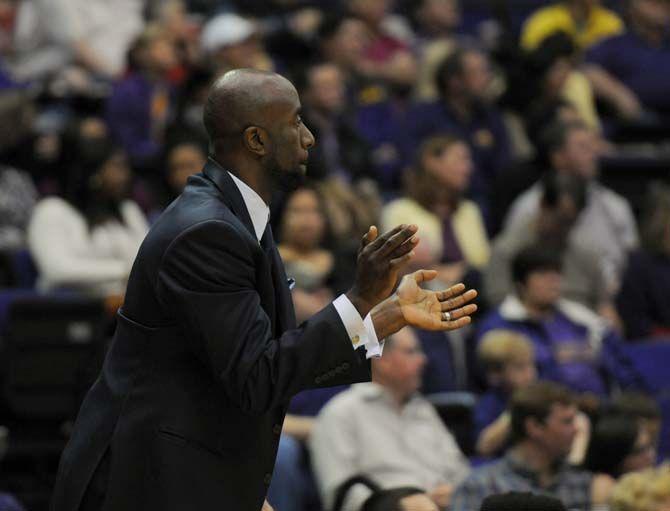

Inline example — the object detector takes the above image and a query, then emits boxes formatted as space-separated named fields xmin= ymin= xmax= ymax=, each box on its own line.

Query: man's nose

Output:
xmin=302 ymin=124 xmax=315 ymax=149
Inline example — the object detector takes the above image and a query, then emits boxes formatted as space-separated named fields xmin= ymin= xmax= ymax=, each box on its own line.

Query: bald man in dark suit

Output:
xmin=51 ymin=69 xmax=477 ymax=511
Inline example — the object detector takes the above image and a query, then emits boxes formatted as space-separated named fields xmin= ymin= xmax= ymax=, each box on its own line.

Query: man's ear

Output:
xmin=243 ymin=126 xmax=269 ymax=157
xmin=525 ymin=416 xmax=543 ymax=440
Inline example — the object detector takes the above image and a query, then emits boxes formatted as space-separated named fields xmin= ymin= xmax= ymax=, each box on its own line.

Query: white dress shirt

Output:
xmin=228 ymin=171 xmax=383 ymax=359
xmin=310 ymin=383 xmax=471 ymax=511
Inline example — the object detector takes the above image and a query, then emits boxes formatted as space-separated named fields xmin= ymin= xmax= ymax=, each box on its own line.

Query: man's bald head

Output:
xmin=203 ymin=69 xmax=298 ymax=146
xmin=203 ymin=68 xmax=315 ymax=197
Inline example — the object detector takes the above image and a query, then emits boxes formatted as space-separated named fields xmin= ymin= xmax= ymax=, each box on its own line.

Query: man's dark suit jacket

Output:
xmin=51 ymin=161 xmax=372 ymax=511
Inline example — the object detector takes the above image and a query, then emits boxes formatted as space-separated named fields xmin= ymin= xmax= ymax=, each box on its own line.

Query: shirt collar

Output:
xmin=498 ymin=295 xmax=605 ymax=351
xmin=354 ymin=382 xmax=425 ymax=413
xmin=227 ymin=171 xmax=269 ymax=242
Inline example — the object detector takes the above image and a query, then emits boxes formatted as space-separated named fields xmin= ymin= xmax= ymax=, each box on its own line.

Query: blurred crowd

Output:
xmin=1 ymin=0 xmax=670 ymax=510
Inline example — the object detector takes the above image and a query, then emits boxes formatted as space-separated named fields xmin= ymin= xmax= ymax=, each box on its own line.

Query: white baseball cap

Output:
xmin=201 ymin=13 xmax=256 ymax=53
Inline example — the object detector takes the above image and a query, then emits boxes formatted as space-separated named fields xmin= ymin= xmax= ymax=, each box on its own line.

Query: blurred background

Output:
xmin=0 ymin=0 xmax=669 ymax=510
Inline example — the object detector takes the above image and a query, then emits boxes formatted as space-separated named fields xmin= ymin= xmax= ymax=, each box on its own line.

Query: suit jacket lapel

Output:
xmin=203 ymin=158 xmax=297 ymax=334
xmin=203 ymin=159 xmax=280 ymax=332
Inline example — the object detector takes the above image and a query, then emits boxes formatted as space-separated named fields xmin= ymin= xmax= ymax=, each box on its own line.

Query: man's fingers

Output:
xmin=386 ymin=235 xmax=420 ymax=261
xmin=379 ymin=225 xmax=418 ymax=257
xmin=441 ymin=302 xmax=478 ymax=319
xmin=410 ymin=269 xmax=438 ymax=283
xmin=367 ymin=224 xmax=417 ymax=255
xmin=437 ymin=283 xmax=466 ymax=300
xmin=440 ymin=291 xmax=478 ymax=312
xmin=360 ymin=225 xmax=378 ymax=249
xmin=365 ymin=224 xmax=403 ymax=252
xmin=439 ymin=287 xmax=477 ymax=309
xmin=443 ymin=316 xmax=472 ymax=330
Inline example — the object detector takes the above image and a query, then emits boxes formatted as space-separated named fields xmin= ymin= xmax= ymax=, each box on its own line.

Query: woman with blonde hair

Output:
xmin=610 ymin=464 xmax=670 ymax=511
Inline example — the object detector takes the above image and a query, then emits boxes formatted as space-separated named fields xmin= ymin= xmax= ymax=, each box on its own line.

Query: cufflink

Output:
xmin=287 ymin=277 xmax=296 ymax=290
xmin=352 ymin=335 xmax=360 ymax=346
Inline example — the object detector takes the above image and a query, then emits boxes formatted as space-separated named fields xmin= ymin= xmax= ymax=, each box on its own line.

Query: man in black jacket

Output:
xmin=51 ymin=69 xmax=477 ymax=511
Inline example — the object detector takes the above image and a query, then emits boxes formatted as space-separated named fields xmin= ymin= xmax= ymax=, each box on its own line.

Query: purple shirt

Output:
xmin=474 ymin=389 xmax=508 ymax=449
xmin=106 ymin=73 xmax=173 ymax=166
xmin=586 ymin=31 xmax=670 ymax=114
xmin=475 ymin=304 xmax=646 ymax=396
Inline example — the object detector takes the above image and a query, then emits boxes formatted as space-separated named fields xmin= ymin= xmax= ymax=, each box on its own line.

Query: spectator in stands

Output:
xmin=317 ymin=15 xmax=372 ymax=101
xmin=609 ymin=392 xmax=663 ymax=447
xmin=27 ymin=135 xmax=148 ymax=297
xmin=299 ymin=61 xmax=371 ymax=183
xmin=507 ymin=32 xmax=601 ymax=136
xmin=410 ymin=0 xmax=463 ymax=127
xmin=585 ymin=0 xmax=670 ymax=119
xmin=354 ymin=84 xmax=411 ymax=191
xmin=520 ymin=0 xmax=623 ymax=52
xmin=1 ymin=0 xmax=142 ymax=84
xmin=412 ymin=0 xmax=461 ymax=46
xmin=451 ymin=381 xmax=611 ymax=511
xmin=408 ymin=48 xmax=510 ymax=210
xmin=477 ymin=245 xmax=644 ymax=397
xmin=309 ymin=327 xmax=470 ymax=511
xmin=491 ymin=101 xmax=585 ymax=233
xmin=153 ymin=0 xmax=200 ymax=79
xmin=474 ymin=330 xmax=537 ymax=457
xmin=609 ymin=464 xmax=670 ymax=511
xmin=277 ymin=185 xmax=339 ymax=323
xmin=503 ymin=120 xmax=638 ymax=291
xmin=486 ymin=172 xmax=615 ymax=318
xmin=106 ymin=25 xmax=178 ymax=171
xmin=617 ymin=183 xmax=670 ymax=339
xmin=381 ymin=135 xmax=490 ymax=289
xmin=200 ymin=13 xmax=273 ymax=75
xmin=380 ymin=136 xmax=489 ymax=392
xmin=346 ymin=0 xmax=417 ymax=89
xmin=67 ymin=0 xmax=146 ymax=79
xmin=163 ymin=137 xmax=207 ymax=206
xmin=583 ymin=414 xmax=657 ymax=479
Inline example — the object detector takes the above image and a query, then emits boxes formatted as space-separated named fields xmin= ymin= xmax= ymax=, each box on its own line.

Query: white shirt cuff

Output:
xmin=332 ymin=294 xmax=384 ymax=359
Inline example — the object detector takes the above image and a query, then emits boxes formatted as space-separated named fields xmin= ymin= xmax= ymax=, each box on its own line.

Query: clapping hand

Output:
xmin=347 ymin=224 xmax=419 ymax=317
xmin=397 ymin=270 xmax=477 ymax=331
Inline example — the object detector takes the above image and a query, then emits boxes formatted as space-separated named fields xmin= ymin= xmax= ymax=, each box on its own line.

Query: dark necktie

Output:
xmin=260 ymin=223 xmax=274 ymax=258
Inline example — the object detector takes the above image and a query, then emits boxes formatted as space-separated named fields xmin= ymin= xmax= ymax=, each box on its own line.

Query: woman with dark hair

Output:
xmin=27 ymin=126 xmax=148 ymax=297
xmin=381 ymin=134 xmax=489 ymax=288
xmin=276 ymin=184 xmax=341 ymax=323
xmin=583 ymin=414 xmax=656 ymax=478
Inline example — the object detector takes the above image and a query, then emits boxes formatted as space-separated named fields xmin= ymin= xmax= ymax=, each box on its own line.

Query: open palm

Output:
xmin=397 ymin=270 xmax=478 ymax=331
